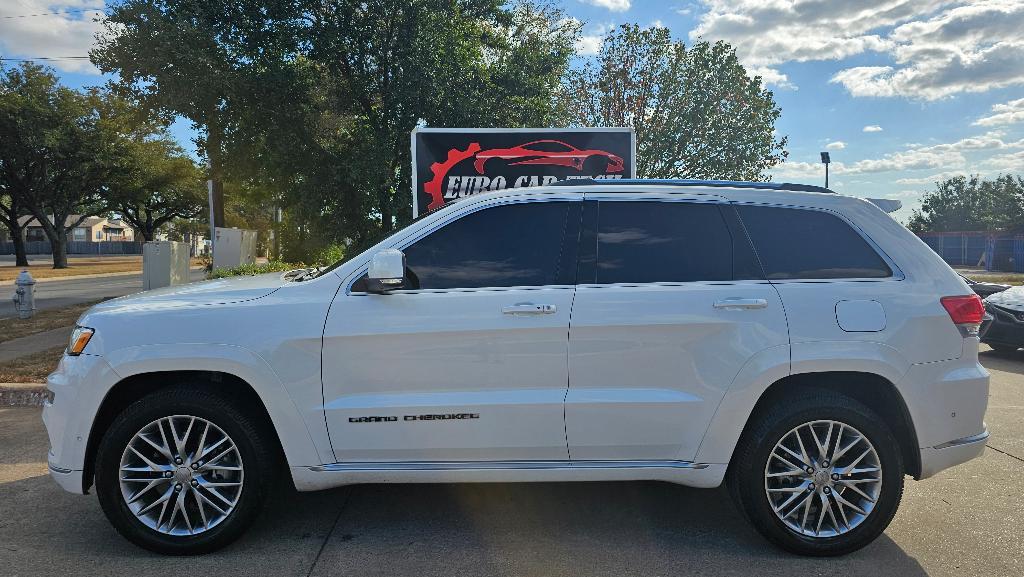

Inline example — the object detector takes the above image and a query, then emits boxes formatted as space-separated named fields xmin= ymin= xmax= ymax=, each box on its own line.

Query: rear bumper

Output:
xmin=919 ymin=428 xmax=989 ymax=479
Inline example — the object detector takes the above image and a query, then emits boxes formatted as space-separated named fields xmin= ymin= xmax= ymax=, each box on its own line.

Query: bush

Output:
xmin=310 ymin=244 xmax=345 ymax=267
xmin=208 ymin=261 xmax=303 ymax=279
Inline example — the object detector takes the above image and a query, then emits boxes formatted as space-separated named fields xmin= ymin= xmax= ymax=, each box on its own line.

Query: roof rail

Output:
xmin=549 ymin=178 xmax=836 ymax=194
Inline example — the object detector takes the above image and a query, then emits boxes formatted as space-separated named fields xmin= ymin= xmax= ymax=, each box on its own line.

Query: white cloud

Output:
xmin=826 ymin=141 xmax=846 ymax=150
xmin=863 ymin=125 xmax=884 ymax=132
xmin=692 ymin=0 xmax=1024 ymax=100
xmin=0 ymin=1 xmax=105 ymax=75
xmin=747 ymin=66 xmax=796 ymax=90
xmin=579 ymin=0 xmax=631 ymax=12
xmin=773 ymin=132 xmax=1024 ymax=180
xmin=567 ymin=18 xmax=610 ymax=56
xmin=649 ymin=20 xmax=666 ymax=29
xmin=895 ymin=172 xmax=967 ymax=185
xmin=974 ymin=97 xmax=1024 ymax=126
xmin=829 ymin=1 xmax=1024 ymax=100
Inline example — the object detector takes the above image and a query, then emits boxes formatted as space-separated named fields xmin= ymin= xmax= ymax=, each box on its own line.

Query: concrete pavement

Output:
xmin=0 ymin=348 xmax=1021 ymax=576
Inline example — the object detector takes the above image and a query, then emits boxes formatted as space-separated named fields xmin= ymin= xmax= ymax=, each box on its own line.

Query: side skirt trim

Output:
xmin=310 ymin=459 xmax=709 ymax=472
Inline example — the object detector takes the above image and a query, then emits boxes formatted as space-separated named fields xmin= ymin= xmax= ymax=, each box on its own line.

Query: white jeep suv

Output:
xmin=43 ymin=180 xmax=990 ymax=556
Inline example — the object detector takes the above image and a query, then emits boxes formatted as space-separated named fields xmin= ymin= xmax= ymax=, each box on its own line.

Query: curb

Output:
xmin=0 ymin=383 xmax=49 ymax=407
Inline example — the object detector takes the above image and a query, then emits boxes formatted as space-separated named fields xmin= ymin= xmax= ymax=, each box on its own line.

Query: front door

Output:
xmin=566 ymin=196 xmax=789 ymax=462
xmin=322 ymin=198 xmax=581 ymax=462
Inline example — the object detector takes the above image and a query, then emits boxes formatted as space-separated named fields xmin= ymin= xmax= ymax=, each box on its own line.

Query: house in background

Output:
xmin=5 ymin=215 xmax=136 ymax=243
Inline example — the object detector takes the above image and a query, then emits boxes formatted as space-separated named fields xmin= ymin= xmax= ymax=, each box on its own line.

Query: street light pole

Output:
xmin=820 ymin=152 xmax=831 ymax=189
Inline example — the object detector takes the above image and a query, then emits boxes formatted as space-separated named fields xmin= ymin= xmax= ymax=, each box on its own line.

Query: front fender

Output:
xmin=104 ymin=343 xmax=329 ymax=467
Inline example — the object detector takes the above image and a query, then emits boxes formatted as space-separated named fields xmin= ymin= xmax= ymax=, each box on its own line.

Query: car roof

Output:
xmin=549 ymin=178 xmax=835 ymax=195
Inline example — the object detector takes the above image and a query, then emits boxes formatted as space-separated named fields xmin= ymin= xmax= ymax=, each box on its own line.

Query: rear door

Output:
xmin=566 ymin=194 xmax=789 ymax=462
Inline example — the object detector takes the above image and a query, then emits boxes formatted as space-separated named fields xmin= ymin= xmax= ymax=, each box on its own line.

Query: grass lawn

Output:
xmin=0 ymin=257 xmax=142 ymax=282
xmin=0 ymin=300 xmax=102 ymax=344
xmin=0 ymin=346 xmax=65 ymax=383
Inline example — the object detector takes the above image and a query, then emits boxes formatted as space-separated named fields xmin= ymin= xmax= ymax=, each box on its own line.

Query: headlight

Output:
xmin=68 ymin=326 xmax=94 ymax=356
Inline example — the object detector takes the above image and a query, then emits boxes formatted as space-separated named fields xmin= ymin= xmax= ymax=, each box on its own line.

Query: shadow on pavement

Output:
xmin=979 ymin=349 xmax=1024 ymax=376
xmin=1 ymin=472 xmax=931 ymax=577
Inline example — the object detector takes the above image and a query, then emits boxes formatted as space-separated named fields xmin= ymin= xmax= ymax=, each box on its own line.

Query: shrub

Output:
xmin=208 ymin=261 xmax=303 ymax=279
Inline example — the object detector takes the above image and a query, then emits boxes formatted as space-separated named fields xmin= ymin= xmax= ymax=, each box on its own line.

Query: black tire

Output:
xmin=95 ymin=386 xmax=277 ymax=555
xmin=727 ymin=390 xmax=904 ymax=556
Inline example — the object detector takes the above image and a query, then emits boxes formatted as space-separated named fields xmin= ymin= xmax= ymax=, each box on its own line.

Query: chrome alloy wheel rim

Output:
xmin=119 ymin=415 xmax=244 ymax=536
xmin=764 ymin=420 xmax=882 ymax=538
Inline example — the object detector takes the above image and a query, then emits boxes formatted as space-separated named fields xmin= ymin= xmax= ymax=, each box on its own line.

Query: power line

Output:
xmin=0 ymin=9 xmax=105 ymax=19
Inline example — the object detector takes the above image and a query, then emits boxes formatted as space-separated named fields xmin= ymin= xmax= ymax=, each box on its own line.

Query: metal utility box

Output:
xmin=143 ymin=241 xmax=190 ymax=290
xmin=213 ymin=227 xmax=258 ymax=271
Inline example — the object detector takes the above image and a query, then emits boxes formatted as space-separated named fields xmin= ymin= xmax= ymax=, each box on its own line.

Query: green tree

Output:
xmin=97 ymin=93 xmax=206 ymax=241
xmin=908 ymin=174 xmax=1024 ymax=233
xmin=93 ymin=0 xmax=579 ymax=259
xmin=558 ymin=25 xmax=787 ymax=180
xmin=0 ymin=64 xmax=115 ymax=268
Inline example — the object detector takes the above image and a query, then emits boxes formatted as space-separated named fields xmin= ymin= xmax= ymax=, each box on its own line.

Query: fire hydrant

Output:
xmin=12 ymin=270 xmax=36 ymax=320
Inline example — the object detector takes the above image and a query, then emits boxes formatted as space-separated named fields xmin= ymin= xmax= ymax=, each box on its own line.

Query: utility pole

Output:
xmin=820 ymin=152 xmax=831 ymax=188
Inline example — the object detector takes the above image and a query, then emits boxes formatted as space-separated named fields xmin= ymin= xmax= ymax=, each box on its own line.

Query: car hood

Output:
xmin=984 ymin=286 xmax=1024 ymax=312
xmin=84 ymin=272 xmax=291 ymax=315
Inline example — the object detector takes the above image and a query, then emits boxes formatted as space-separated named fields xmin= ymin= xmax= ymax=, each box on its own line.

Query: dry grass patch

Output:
xmin=0 ymin=257 xmax=142 ymax=282
xmin=0 ymin=346 xmax=65 ymax=383
xmin=0 ymin=300 xmax=102 ymax=344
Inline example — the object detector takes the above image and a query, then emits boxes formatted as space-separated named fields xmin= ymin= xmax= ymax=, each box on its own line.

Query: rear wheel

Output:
xmin=728 ymin=390 xmax=904 ymax=556
xmin=95 ymin=387 xmax=276 ymax=555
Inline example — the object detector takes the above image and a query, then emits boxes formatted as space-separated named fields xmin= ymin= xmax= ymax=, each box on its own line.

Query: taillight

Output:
xmin=940 ymin=295 xmax=985 ymax=336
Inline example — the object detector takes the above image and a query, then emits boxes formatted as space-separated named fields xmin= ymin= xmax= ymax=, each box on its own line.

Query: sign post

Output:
xmin=411 ymin=127 xmax=636 ymax=217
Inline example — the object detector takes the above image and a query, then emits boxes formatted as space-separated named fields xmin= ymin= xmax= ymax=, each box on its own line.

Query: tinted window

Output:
xmin=736 ymin=205 xmax=892 ymax=279
xmin=594 ymin=201 xmax=759 ymax=284
xmin=389 ymin=201 xmax=575 ymax=290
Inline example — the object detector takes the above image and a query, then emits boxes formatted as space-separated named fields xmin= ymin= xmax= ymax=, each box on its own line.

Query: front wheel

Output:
xmin=95 ymin=386 xmax=276 ymax=555
xmin=728 ymin=390 xmax=905 ymax=556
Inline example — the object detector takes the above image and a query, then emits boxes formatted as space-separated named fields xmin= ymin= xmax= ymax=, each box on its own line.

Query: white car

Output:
xmin=43 ymin=180 xmax=990 ymax=556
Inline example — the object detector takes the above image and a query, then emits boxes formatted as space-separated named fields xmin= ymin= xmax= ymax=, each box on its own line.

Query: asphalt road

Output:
xmin=1 ymin=347 xmax=1021 ymax=577
xmin=0 ymin=269 xmax=208 ymax=319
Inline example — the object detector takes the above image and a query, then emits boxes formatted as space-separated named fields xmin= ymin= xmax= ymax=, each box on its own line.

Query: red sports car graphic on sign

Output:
xmin=472 ymin=140 xmax=625 ymax=174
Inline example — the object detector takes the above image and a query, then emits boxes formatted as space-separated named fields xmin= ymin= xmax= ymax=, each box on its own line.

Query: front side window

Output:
xmin=594 ymin=201 xmax=759 ymax=284
xmin=355 ymin=201 xmax=577 ymax=291
xmin=736 ymin=205 xmax=892 ymax=280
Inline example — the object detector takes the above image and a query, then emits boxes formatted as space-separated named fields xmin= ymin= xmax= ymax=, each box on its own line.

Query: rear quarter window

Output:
xmin=736 ymin=205 xmax=892 ymax=280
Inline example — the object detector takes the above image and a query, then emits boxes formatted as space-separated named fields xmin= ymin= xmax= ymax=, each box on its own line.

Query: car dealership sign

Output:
xmin=411 ymin=127 xmax=636 ymax=217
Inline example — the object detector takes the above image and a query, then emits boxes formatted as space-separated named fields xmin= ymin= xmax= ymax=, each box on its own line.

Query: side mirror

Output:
xmin=367 ymin=249 xmax=406 ymax=294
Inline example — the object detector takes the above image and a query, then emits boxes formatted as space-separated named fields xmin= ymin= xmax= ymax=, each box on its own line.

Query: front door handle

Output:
xmin=502 ymin=303 xmax=557 ymax=315
xmin=713 ymin=298 xmax=768 ymax=310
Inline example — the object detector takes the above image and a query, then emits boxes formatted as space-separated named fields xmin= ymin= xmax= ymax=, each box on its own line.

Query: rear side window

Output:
xmin=736 ymin=205 xmax=892 ymax=280
xmin=593 ymin=201 xmax=761 ymax=284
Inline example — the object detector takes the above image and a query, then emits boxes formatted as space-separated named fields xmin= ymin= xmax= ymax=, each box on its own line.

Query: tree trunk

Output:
xmin=11 ymin=227 xmax=29 ymax=267
xmin=51 ymin=232 xmax=68 ymax=269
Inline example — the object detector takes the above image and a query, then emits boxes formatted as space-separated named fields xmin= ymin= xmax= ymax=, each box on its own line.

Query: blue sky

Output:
xmin=2 ymin=0 xmax=1023 ymax=222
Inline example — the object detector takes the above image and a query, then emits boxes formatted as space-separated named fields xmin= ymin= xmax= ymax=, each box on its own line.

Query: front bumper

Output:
xmin=42 ymin=352 xmax=120 ymax=494
xmin=982 ymin=305 xmax=1024 ymax=347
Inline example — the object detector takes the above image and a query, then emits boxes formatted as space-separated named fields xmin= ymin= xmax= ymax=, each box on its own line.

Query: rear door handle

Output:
xmin=713 ymin=298 xmax=768 ymax=310
xmin=502 ymin=303 xmax=557 ymax=315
